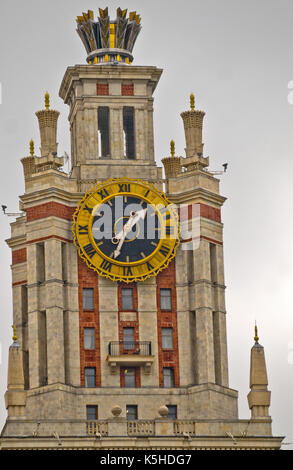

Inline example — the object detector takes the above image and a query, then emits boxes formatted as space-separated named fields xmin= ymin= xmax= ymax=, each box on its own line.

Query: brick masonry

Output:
xmin=97 ymin=83 xmax=109 ymax=95
xmin=12 ymin=248 xmax=27 ymax=265
xmin=156 ymin=260 xmax=180 ymax=387
xmin=121 ymin=84 xmax=134 ymax=96
xmin=78 ymin=256 xmax=101 ymax=387
xmin=26 ymin=202 xmax=76 ymax=222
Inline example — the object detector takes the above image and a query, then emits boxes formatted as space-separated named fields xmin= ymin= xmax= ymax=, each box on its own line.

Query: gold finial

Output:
xmin=12 ymin=324 xmax=17 ymax=342
xmin=170 ymin=140 xmax=175 ymax=157
xmin=29 ymin=139 xmax=34 ymax=156
xmin=45 ymin=91 xmax=50 ymax=110
xmin=254 ymin=323 xmax=259 ymax=343
xmin=190 ymin=93 xmax=195 ymax=111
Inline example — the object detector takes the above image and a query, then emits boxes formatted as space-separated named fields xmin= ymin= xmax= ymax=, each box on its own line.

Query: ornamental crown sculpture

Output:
xmin=76 ymin=7 xmax=142 ymax=65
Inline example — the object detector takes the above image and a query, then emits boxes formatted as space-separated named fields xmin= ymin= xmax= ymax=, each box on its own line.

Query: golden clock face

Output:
xmin=72 ymin=178 xmax=180 ymax=283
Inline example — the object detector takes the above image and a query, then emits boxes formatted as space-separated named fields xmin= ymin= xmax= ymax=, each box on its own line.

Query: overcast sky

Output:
xmin=0 ymin=0 xmax=292 ymax=449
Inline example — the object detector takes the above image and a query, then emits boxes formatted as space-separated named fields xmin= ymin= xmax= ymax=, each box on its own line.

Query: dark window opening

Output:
xmin=160 ymin=288 xmax=172 ymax=310
xmin=98 ymin=107 xmax=110 ymax=158
xmin=84 ymin=327 xmax=95 ymax=349
xmin=83 ymin=288 xmax=94 ymax=311
xmin=123 ymin=327 xmax=135 ymax=350
xmin=123 ymin=367 xmax=136 ymax=388
xmin=123 ymin=107 xmax=135 ymax=159
xmin=85 ymin=367 xmax=96 ymax=388
xmin=162 ymin=327 xmax=173 ymax=349
xmin=163 ymin=367 xmax=174 ymax=388
xmin=166 ymin=405 xmax=177 ymax=419
xmin=86 ymin=405 xmax=98 ymax=420
xmin=126 ymin=405 xmax=138 ymax=420
xmin=121 ymin=288 xmax=134 ymax=310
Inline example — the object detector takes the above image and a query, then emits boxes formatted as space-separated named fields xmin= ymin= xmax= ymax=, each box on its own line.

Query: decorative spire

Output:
xmin=76 ymin=7 xmax=142 ymax=65
xmin=190 ymin=93 xmax=195 ymax=111
xmin=45 ymin=92 xmax=50 ymax=110
xmin=29 ymin=139 xmax=34 ymax=156
xmin=170 ymin=140 xmax=175 ymax=157
xmin=12 ymin=324 xmax=17 ymax=342
xmin=254 ymin=323 xmax=259 ymax=343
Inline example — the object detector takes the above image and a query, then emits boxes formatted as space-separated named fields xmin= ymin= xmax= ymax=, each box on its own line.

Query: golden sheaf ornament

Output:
xmin=73 ymin=178 xmax=180 ymax=282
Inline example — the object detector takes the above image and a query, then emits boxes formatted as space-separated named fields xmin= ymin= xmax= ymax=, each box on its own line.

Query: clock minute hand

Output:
xmin=113 ymin=208 xmax=147 ymax=259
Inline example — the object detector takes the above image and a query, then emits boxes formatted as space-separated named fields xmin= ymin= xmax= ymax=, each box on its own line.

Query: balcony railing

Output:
xmin=127 ymin=420 xmax=155 ymax=436
xmin=87 ymin=421 xmax=108 ymax=436
xmin=108 ymin=341 xmax=152 ymax=356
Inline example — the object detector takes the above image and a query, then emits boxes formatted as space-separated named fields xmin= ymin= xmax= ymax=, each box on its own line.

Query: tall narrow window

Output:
xmin=163 ymin=367 xmax=174 ymax=388
xmin=98 ymin=107 xmax=110 ymax=158
xmin=123 ymin=368 xmax=136 ymax=388
xmin=123 ymin=107 xmax=135 ymax=159
xmin=84 ymin=328 xmax=95 ymax=349
xmin=36 ymin=243 xmax=45 ymax=283
xmin=85 ymin=367 xmax=96 ymax=388
xmin=123 ymin=327 xmax=135 ymax=350
xmin=83 ymin=288 xmax=94 ymax=310
xmin=162 ymin=328 xmax=173 ymax=349
xmin=121 ymin=288 xmax=133 ymax=310
xmin=86 ymin=405 xmax=98 ymax=420
xmin=160 ymin=288 xmax=172 ymax=310
xmin=126 ymin=405 xmax=138 ymax=420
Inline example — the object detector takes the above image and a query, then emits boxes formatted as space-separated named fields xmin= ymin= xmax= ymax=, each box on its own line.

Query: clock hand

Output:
xmin=113 ymin=208 xmax=148 ymax=259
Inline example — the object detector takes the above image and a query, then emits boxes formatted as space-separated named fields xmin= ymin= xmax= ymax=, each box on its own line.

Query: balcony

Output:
xmin=106 ymin=341 xmax=154 ymax=371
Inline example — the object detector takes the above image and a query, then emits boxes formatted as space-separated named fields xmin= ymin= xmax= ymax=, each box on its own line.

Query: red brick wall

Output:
xmin=12 ymin=248 xmax=27 ymax=265
xmin=121 ymin=84 xmax=134 ymax=96
xmin=118 ymin=282 xmax=141 ymax=387
xmin=97 ymin=83 xmax=109 ymax=95
xmin=179 ymin=203 xmax=221 ymax=223
xmin=26 ymin=202 xmax=75 ymax=222
xmin=156 ymin=260 xmax=180 ymax=387
xmin=78 ymin=257 xmax=101 ymax=387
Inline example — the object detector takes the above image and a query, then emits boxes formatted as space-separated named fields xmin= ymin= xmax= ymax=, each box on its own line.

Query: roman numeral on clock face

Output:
xmin=165 ymin=225 xmax=175 ymax=236
xmin=118 ymin=183 xmax=131 ymax=192
xmin=97 ymin=188 xmax=109 ymax=199
xmin=100 ymin=259 xmax=112 ymax=272
xmin=78 ymin=224 xmax=88 ymax=234
xmin=123 ymin=266 xmax=133 ymax=276
xmin=83 ymin=243 xmax=96 ymax=258
xmin=159 ymin=245 xmax=170 ymax=256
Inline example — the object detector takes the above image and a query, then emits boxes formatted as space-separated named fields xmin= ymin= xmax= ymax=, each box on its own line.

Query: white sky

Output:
xmin=0 ymin=0 xmax=292 ymax=449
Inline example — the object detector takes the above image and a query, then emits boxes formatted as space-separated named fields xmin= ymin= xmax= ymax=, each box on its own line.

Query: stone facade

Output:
xmin=0 ymin=9 xmax=284 ymax=450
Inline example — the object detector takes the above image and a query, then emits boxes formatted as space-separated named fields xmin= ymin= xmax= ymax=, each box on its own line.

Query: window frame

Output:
xmin=121 ymin=287 xmax=134 ymax=311
xmin=85 ymin=367 xmax=96 ymax=388
xmin=166 ymin=405 xmax=177 ymax=420
xmin=160 ymin=288 xmax=172 ymax=311
xmin=126 ymin=404 xmax=138 ymax=420
xmin=83 ymin=288 xmax=94 ymax=311
xmin=161 ymin=327 xmax=173 ymax=349
xmin=86 ymin=405 xmax=98 ymax=420
xmin=163 ymin=367 xmax=175 ymax=388
xmin=84 ymin=327 xmax=95 ymax=350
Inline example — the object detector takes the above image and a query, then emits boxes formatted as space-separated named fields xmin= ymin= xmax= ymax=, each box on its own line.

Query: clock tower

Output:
xmin=0 ymin=7 xmax=283 ymax=450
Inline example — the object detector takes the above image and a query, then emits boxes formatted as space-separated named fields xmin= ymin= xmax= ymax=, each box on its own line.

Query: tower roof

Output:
xmin=76 ymin=7 xmax=142 ymax=65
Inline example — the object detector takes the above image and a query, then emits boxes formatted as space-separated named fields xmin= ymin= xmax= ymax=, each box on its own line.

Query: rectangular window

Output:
xmin=167 ymin=405 xmax=177 ymax=419
xmin=163 ymin=367 xmax=174 ymax=388
xmin=86 ymin=405 xmax=98 ymax=420
xmin=84 ymin=328 xmax=95 ymax=349
xmin=98 ymin=107 xmax=110 ymax=158
xmin=121 ymin=288 xmax=134 ymax=310
xmin=83 ymin=288 xmax=94 ymax=311
xmin=162 ymin=327 xmax=173 ymax=349
xmin=160 ymin=288 xmax=172 ymax=310
xmin=123 ymin=106 xmax=135 ymax=159
xmin=126 ymin=405 xmax=138 ymax=420
xmin=85 ymin=367 xmax=96 ymax=388
xmin=124 ymin=367 xmax=136 ymax=388
xmin=123 ymin=327 xmax=135 ymax=350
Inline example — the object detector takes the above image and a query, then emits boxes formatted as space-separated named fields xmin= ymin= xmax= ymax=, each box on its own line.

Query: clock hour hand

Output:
xmin=113 ymin=208 xmax=147 ymax=259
